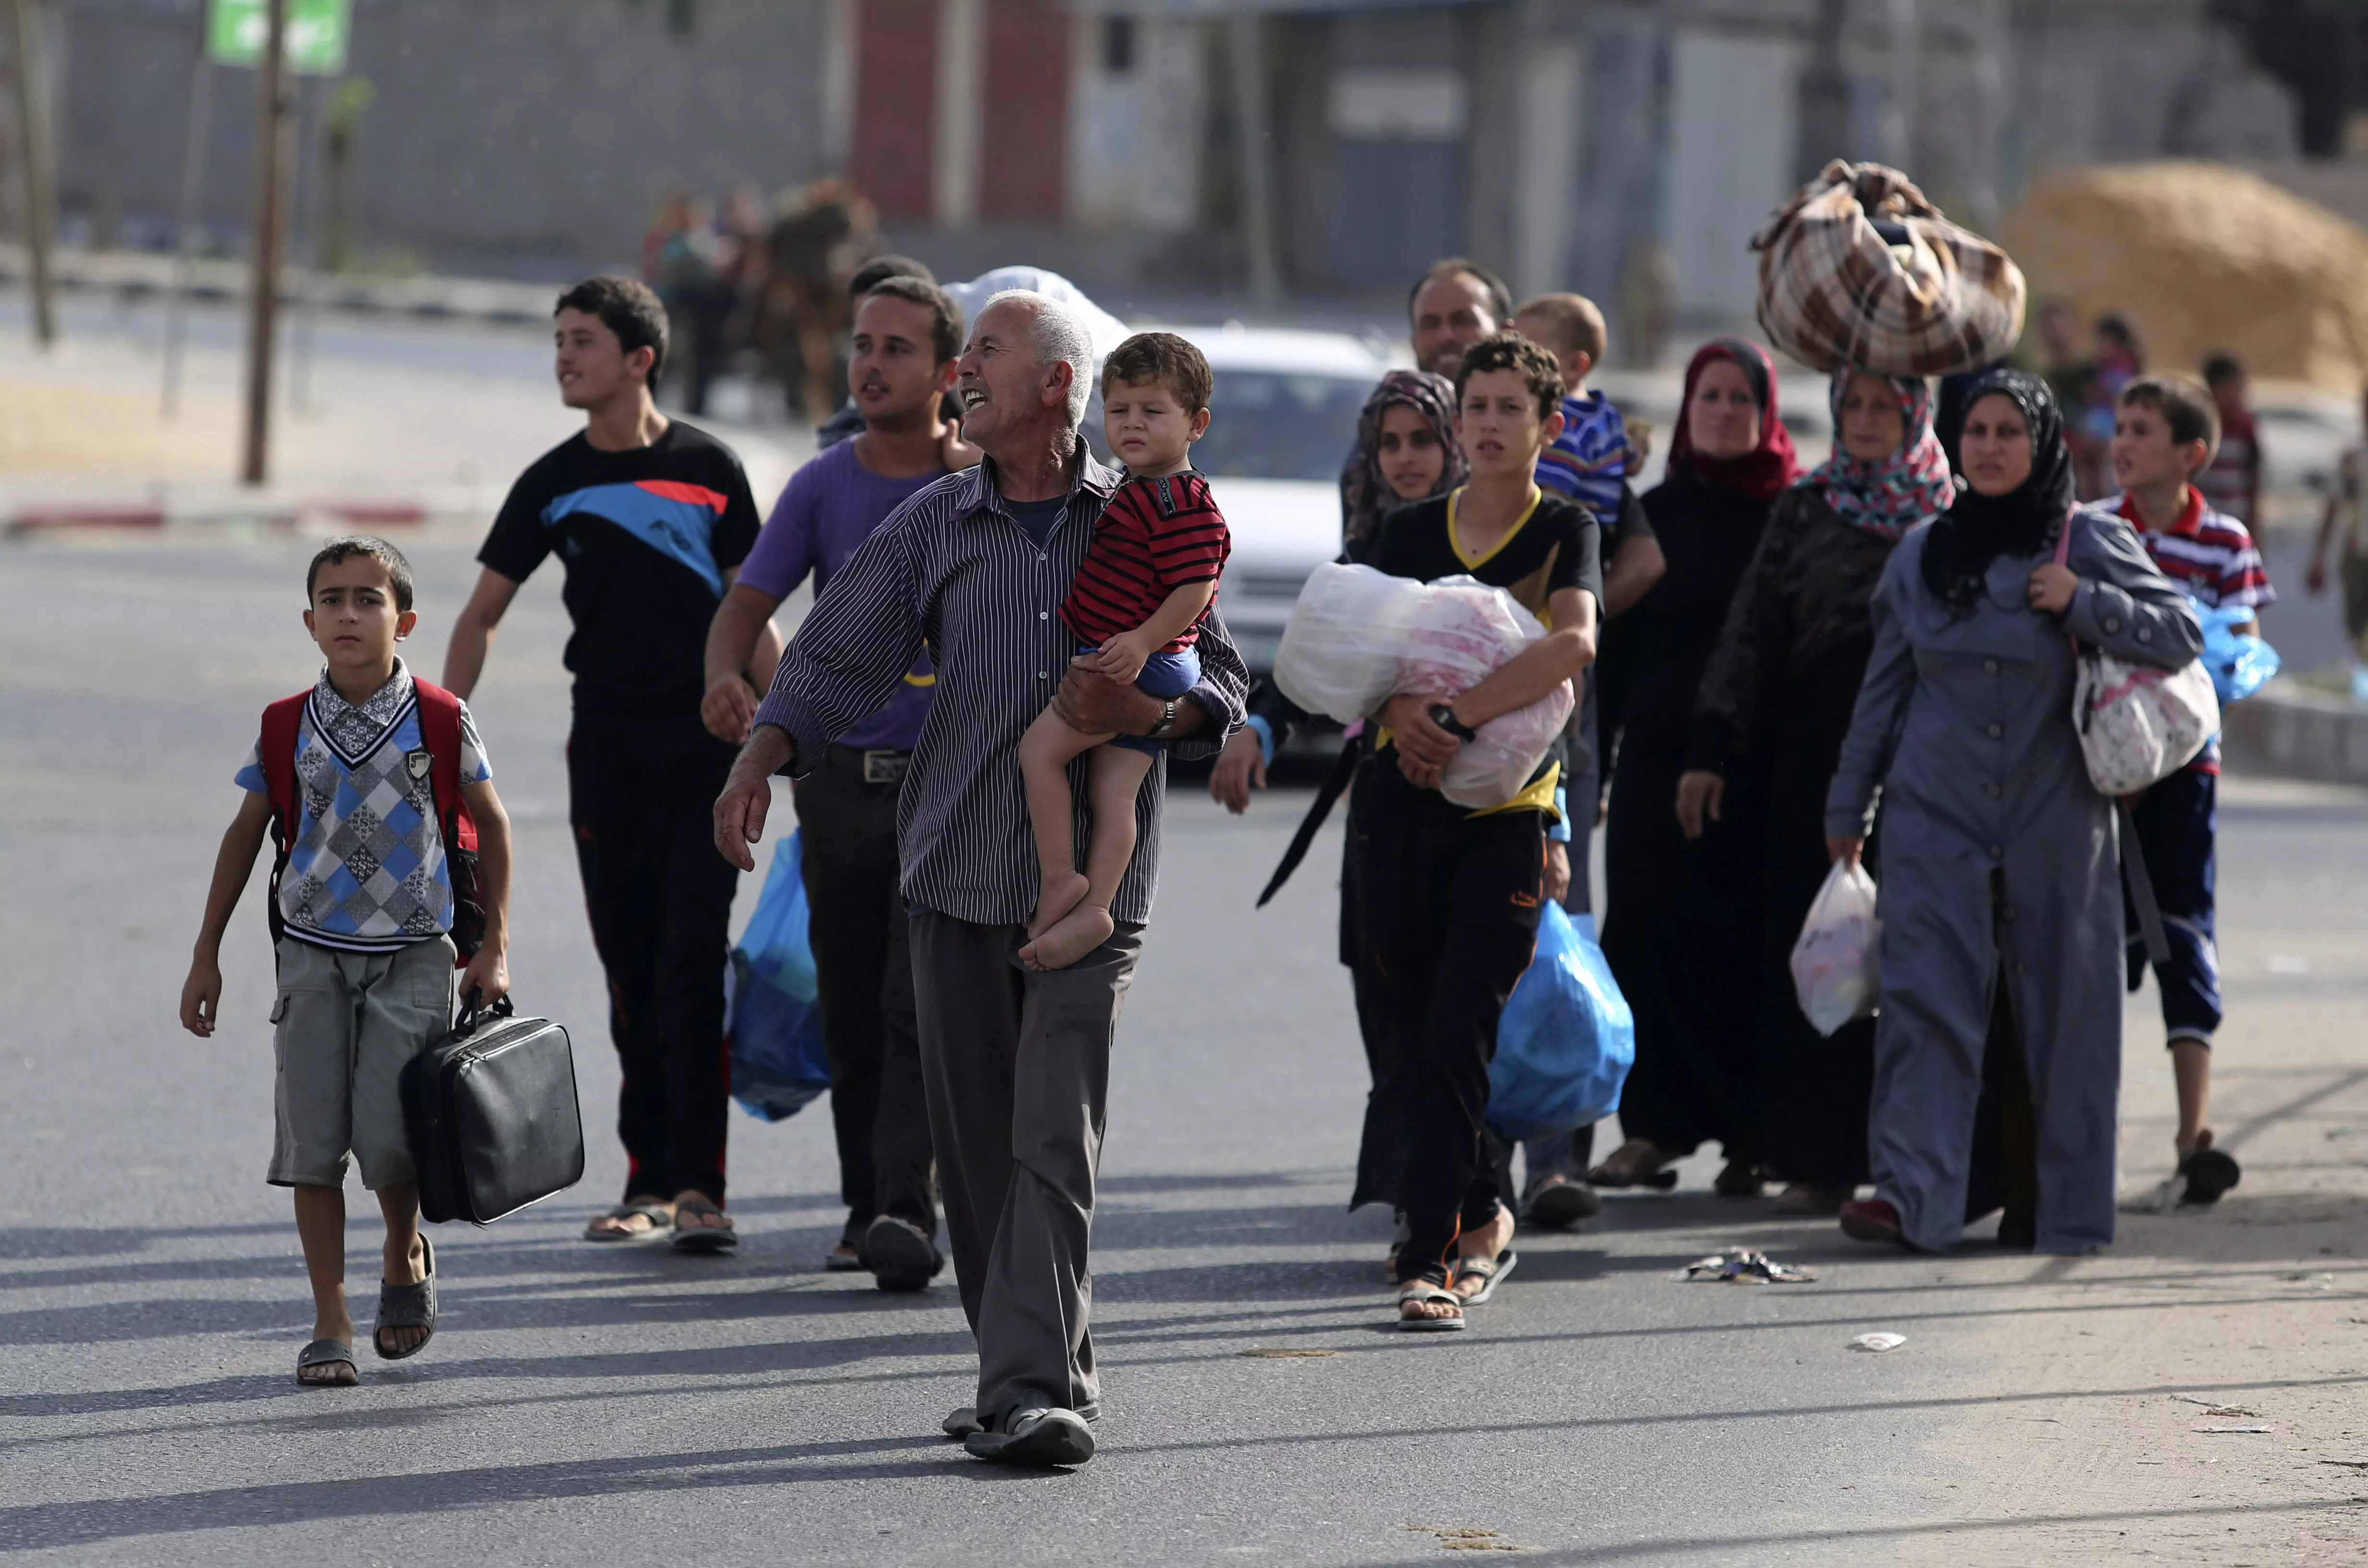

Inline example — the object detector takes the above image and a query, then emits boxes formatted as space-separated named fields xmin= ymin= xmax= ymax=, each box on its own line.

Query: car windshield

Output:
xmin=1191 ymin=369 xmax=1374 ymax=484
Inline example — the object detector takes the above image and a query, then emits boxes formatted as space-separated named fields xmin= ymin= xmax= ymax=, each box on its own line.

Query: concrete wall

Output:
xmin=57 ymin=0 xmax=832 ymax=274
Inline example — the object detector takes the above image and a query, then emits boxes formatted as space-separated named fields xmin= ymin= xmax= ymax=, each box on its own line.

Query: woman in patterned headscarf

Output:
xmin=1591 ymin=339 xmax=1801 ymax=1196
xmin=1680 ymin=367 xmax=1956 ymax=1212
xmin=1338 ymin=369 xmax=1470 ymax=553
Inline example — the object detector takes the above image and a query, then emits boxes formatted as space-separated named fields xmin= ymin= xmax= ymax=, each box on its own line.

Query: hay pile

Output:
xmin=2000 ymin=161 xmax=2368 ymax=389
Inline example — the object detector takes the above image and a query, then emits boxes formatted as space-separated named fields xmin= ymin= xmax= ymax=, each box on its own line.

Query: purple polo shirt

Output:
xmin=740 ymin=438 xmax=943 ymax=752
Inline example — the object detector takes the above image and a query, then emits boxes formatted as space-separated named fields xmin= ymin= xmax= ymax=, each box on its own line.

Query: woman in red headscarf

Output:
xmin=1590 ymin=339 xmax=1800 ymax=1194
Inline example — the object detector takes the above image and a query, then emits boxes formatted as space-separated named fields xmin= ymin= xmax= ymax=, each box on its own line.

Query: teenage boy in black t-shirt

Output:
xmin=444 ymin=276 xmax=770 ymax=1253
xmin=1357 ymin=332 xmax=1601 ymax=1331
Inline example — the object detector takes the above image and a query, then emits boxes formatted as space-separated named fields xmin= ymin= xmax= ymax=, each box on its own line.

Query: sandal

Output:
xmin=671 ymin=1195 xmax=739 ymax=1254
xmin=296 ymin=1337 xmax=358 ymax=1387
xmin=1453 ymin=1248 xmax=1518 ymax=1306
xmin=373 ymin=1235 xmax=436 ymax=1361
xmin=1585 ymin=1158 xmax=1679 ymax=1191
xmin=1395 ymin=1281 xmax=1467 ymax=1332
xmin=1713 ymin=1160 xmax=1765 ymax=1198
xmin=585 ymin=1200 xmax=673 ymax=1242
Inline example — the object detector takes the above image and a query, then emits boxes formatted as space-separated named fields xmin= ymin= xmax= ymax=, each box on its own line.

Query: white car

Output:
xmin=1109 ymin=324 xmax=1404 ymax=678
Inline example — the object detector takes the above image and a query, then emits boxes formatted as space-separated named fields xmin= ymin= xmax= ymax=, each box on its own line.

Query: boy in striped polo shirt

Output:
xmin=2105 ymin=374 xmax=2274 ymax=1212
xmin=1018 ymin=331 xmax=1229 ymax=972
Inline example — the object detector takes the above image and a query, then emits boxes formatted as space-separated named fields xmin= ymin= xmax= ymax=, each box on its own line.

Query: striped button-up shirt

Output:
xmin=752 ymin=448 xmax=1247 ymax=927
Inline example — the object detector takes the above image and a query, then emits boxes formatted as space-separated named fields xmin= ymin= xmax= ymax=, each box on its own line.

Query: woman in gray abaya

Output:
xmin=1824 ymin=368 xmax=2200 ymax=1254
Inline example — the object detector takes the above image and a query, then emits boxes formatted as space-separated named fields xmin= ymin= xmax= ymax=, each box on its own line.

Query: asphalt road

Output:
xmin=3 ymin=530 xmax=2365 ymax=1567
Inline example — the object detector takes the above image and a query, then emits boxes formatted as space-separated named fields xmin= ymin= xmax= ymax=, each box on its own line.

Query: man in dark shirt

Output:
xmin=713 ymin=291 xmax=1246 ymax=1467
xmin=444 ymin=276 xmax=768 ymax=1252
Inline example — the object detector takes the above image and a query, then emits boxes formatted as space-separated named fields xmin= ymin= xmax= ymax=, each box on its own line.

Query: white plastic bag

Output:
xmin=1790 ymin=859 xmax=1881 ymax=1036
xmin=1273 ymin=564 xmax=1575 ymax=809
xmin=1273 ymin=563 xmax=1434 ymax=723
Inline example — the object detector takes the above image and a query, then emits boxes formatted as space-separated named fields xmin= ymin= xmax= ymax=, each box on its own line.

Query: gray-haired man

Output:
xmin=713 ymin=292 xmax=1246 ymax=1467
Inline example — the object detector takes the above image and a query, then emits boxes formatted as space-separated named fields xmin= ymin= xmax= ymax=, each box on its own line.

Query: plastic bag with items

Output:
xmin=1790 ymin=858 xmax=1882 ymax=1036
xmin=1274 ymin=563 xmax=1575 ymax=809
xmin=726 ymin=830 xmax=832 ymax=1122
xmin=2196 ymin=598 xmax=2279 ymax=705
xmin=1486 ymin=902 xmax=1635 ymax=1141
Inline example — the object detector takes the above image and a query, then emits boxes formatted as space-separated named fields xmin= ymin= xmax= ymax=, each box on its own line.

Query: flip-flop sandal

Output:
xmin=1453 ymin=1248 xmax=1518 ymax=1306
xmin=671 ymin=1196 xmax=739 ymax=1254
xmin=584 ymin=1202 xmax=673 ymax=1242
xmin=1586 ymin=1162 xmax=1679 ymax=1191
xmin=1395 ymin=1282 xmax=1468 ymax=1332
xmin=296 ymin=1338 xmax=358 ymax=1387
xmin=373 ymin=1235 xmax=436 ymax=1361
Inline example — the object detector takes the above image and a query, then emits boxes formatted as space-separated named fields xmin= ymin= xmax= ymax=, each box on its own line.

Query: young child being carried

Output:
xmin=1018 ymin=332 xmax=1230 ymax=971
xmin=178 ymin=537 xmax=514 ymax=1388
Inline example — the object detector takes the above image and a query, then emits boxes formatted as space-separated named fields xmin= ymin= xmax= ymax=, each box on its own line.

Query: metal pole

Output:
xmin=1885 ymin=0 xmax=1919 ymax=172
xmin=291 ymin=77 xmax=317 ymax=413
xmin=162 ymin=46 xmax=213 ymax=417
xmin=241 ymin=0 xmax=293 ymax=487
xmin=1228 ymin=9 xmax=1281 ymax=308
xmin=9 ymin=0 xmax=59 ymax=347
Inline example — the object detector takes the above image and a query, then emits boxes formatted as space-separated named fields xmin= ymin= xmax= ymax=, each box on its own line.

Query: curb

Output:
xmin=2221 ymin=680 xmax=2368 ymax=786
xmin=0 ymin=243 xmax=554 ymax=327
xmin=7 ymin=499 xmax=431 ymax=539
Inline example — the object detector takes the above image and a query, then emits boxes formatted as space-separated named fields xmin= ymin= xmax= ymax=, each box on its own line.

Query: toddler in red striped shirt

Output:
xmin=1019 ymin=332 xmax=1230 ymax=970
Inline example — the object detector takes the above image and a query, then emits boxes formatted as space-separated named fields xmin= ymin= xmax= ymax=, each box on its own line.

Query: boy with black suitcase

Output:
xmin=179 ymin=536 xmax=514 ymax=1389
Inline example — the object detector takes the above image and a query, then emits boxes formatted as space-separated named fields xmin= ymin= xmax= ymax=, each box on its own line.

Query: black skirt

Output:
xmin=1755 ymin=636 xmax=1879 ymax=1186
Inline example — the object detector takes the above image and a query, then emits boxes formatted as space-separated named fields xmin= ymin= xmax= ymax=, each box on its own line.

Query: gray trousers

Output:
xmin=907 ymin=907 xmax=1143 ymax=1423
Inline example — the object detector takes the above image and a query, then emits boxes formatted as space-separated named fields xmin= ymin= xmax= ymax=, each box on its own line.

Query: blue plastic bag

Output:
xmin=726 ymin=830 xmax=832 ymax=1122
xmin=2196 ymin=598 xmax=2279 ymax=705
xmin=1486 ymin=902 xmax=1636 ymax=1142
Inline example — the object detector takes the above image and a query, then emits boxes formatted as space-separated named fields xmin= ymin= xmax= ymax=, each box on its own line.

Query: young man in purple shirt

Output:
xmin=703 ymin=276 xmax=976 ymax=1287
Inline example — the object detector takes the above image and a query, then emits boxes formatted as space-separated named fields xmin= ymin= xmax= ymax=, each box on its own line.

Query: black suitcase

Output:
xmin=401 ymin=994 xmax=586 ymax=1225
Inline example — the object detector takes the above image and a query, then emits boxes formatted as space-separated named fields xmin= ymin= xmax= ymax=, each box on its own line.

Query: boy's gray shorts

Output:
xmin=269 ymin=935 xmax=456 ymax=1190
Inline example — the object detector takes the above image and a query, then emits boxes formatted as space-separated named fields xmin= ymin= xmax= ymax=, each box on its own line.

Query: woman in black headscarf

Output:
xmin=1589 ymin=340 xmax=1798 ymax=1194
xmin=1824 ymin=368 xmax=2200 ymax=1253
xmin=1681 ymin=368 xmax=1955 ymax=1212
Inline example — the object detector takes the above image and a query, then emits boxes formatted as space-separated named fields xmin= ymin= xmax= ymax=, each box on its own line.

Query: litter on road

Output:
xmin=1850 ymin=1333 xmax=1908 ymax=1353
xmin=1238 ymin=1347 xmax=1339 ymax=1359
xmin=2193 ymin=1424 xmax=2274 ymax=1433
xmin=1673 ymin=1250 xmax=1818 ymax=1284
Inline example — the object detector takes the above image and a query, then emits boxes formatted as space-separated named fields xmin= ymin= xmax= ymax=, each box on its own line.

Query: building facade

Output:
xmin=22 ymin=0 xmax=2314 ymax=316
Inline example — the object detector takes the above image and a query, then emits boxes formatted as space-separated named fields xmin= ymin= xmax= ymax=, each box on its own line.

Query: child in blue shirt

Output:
xmin=180 ymin=537 xmax=513 ymax=1389
xmin=1515 ymin=292 xmax=1638 ymax=519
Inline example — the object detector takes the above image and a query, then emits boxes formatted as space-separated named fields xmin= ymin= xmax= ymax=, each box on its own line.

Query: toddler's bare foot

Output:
xmin=1019 ymin=903 xmax=1114 ymax=971
xmin=1029 ymin=871 xmax=1090 ymax=940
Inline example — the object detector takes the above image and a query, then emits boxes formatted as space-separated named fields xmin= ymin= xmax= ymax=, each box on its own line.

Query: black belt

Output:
xmin=826 ymin=744 xmax=912 ymax=785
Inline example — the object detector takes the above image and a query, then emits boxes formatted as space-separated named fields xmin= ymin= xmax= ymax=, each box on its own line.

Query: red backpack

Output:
xmin=258 ymin=678 xmax=483 ymax=966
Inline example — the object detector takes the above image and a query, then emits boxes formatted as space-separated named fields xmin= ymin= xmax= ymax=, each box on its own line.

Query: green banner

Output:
xmin=206 ymin=0 xmax=352 ymax=77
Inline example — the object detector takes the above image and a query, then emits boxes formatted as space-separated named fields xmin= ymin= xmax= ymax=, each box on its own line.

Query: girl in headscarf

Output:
xmin=1680 ymin=368 xmax=1955 ymax=1212
xmin=1339 ymin=369 xmax=1470 ymax=553
xmin=1825 ymin=368 xmax=2199 ymax=1253
xmin=1590 ymin=340 xmax=1800 ymax=1194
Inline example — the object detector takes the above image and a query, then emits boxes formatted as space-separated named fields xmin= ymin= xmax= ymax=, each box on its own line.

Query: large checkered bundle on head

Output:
xmin=1752 ymin=160 xmax=2025 ymax=377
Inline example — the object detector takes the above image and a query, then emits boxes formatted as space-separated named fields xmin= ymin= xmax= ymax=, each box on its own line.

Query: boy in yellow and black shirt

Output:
xmin=1351 ymin=332 xmax=1602 ymax=1330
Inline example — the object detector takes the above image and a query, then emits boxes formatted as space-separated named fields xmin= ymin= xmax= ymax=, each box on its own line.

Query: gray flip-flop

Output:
xmin=671 ymin=1195 xmax=739 ymax=1254
xmin=584 ymin=1202 xmax=673 ymax=1242
xmin=373 ymin=1234 xmax=436 ymax=1360
xmin=297 ymin=1338 xmax=357 ymax=1387
xmin=1454 ymin=1248 xmax=1518 ymax=1306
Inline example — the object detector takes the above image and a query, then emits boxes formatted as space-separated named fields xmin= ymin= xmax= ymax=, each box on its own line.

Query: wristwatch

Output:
xmin=1147 ymin=697 xmax=1181 ymax=739
xmin=1428 ymin=703 xmax=1478 ymax=742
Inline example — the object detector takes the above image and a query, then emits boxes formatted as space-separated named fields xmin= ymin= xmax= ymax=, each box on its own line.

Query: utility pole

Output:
xmin=9 ymin=0 xmax=59 ymax=347
xmin=241 ymin=0 xmax=293 ymax=486
xmin=1228 ymin=8 xmax=1281 ymax=308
